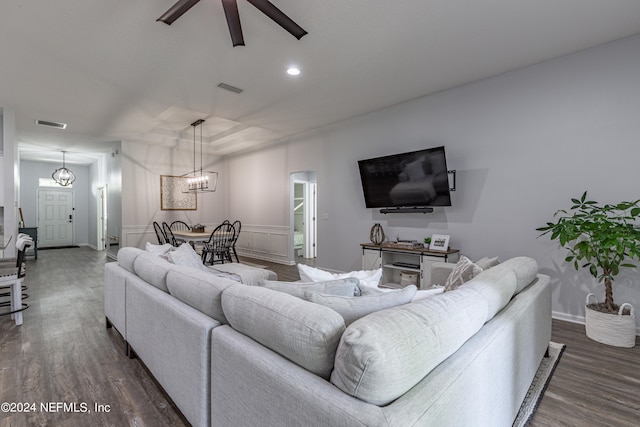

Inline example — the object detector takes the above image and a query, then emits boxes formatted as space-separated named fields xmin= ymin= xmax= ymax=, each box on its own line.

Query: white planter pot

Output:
xmin=585 ymin=293 xmax=636 ymax=348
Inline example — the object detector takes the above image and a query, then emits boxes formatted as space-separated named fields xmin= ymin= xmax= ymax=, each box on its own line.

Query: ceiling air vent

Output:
xmin=217 ymin=83 xmax=243 ymax=94
xmin=35 ymin=119 xmax=67 ymax=130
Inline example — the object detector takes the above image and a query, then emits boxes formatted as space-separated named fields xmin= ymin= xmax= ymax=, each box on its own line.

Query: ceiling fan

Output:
xmin=157 ymin=0 xmax=308 ymax=47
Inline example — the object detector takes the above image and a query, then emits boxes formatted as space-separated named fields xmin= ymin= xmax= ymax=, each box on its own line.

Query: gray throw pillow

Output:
xmin=305 ymin=285 xmax=417 ymax=326
xmin=257 ymin=277 xmax=360 ymax=299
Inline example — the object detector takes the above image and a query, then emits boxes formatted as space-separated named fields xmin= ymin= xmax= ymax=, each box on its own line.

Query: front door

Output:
xmin=38 ymin=189 xmax=74 ymax=248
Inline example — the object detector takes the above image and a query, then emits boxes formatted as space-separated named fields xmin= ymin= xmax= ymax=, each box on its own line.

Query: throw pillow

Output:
xmin=475 ymin=256 xmax=501 ymax=270
xmin=297 ymin=264 xmax=382 ymax=289
xmin=258 ymin=278 xmax=360 ymax=299
xmin=168 ymin=243 xmax=209 ymax=272
xmin=145 ymin=242 xmax=174 ymax=255
xmin=305 ymin=285 xmax=417 ymax=326
xmin=443 ymin=256 xmax=482 ymax=291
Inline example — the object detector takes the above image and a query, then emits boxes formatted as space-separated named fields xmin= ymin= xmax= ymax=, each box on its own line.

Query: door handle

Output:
xmin=69 ymin=214 xmax=73 ymax=223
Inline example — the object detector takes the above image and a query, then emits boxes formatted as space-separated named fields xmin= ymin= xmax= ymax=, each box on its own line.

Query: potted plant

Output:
xmin=537 ymin=191 xmax=640 ymax=347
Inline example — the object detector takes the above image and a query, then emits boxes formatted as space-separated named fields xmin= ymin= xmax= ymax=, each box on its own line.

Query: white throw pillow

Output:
xmin=145 ymin=242 xmax=174 ymax=255
xmin=297 ymin=264 xmax=382 ymax=289
xmin=305 ymin=285 xmax=417 ymax=326
xmin=168 ymin=243 xmax=209 ymax=272
xmin=411 ymin=286 xmax=445 ymax=302
xmin=258 ymin=278 xmax=360 ymax=299
xmin=443 ymin=256 xmax=482 ymax=291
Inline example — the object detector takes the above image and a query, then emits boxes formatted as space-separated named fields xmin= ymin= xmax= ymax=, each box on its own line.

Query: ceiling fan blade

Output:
xmin=157 ymin=0 xmax=201 ymax=25
xmin=246 ymin=0 xmax=308 ymax=40
xmin=221 ymin=0 xmax=245 ymax=46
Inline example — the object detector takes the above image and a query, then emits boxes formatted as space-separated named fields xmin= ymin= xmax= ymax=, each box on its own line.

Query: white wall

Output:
xmin=226 ymin=34 xmax=640 ymax=329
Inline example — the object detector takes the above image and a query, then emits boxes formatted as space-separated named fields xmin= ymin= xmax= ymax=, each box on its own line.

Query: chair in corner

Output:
xmin=201 ymin=222 xmax=236 ymax=265
xmin=153 ymin=221 xmax=167 ymax=245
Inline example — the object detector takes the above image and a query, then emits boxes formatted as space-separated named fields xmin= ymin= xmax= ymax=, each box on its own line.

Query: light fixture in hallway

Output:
xmin=51 ymin=151 xmax=76 ymax=187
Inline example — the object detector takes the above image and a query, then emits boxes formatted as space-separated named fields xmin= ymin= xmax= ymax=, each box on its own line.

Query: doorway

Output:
xmin=290 ymin=171 xmax=317 ymax=260
xmin=37 ymin=189 xmax=74 ymax=248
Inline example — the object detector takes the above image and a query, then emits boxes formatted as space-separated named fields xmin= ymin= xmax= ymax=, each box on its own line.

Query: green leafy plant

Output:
xmin=537 ymin=191 xmax=640 ymax=312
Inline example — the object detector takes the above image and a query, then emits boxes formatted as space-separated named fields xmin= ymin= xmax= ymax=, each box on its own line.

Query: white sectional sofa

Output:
xmin=104 ymin=248 xmax=551 ymax=427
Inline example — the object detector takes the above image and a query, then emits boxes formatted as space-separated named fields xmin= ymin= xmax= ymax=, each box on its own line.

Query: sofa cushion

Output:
xmin=330 ymin=286 xmax=488 ymax=405
xmin=475 ymin=256 xmax=501 ymax=270
xmin=297 ymin=264 xmax=382 ymax=289
xmin=258 ymin=277 xmax=360 ymax=298
xmin=498 ymin=257 xmax=538 ymax=294
xmin=133 ymin=252 xmax=176 ymax=292
xmin=221 ymin=285 xmax=345 ymax=380
xmin=117 ymin=247 xmax=145 ymax=273
xmin=168 ymin=243 xmax=209 ymax=272
xmin=166 ymin=268 xmax=238 ymax=324
xmin=305 ymin=285 xmax=417 ymax=326
xmin=444 ymin=256 xmax=482 ymax=291
xmin=464 ymin=269 xmax=517 ymax=321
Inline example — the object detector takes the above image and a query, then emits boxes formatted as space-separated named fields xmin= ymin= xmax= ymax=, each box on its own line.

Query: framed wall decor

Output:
xmin=429 ymin=234 xmax=450 ymax=252
xmin=160 ymin=175 xmax=197 ymax=210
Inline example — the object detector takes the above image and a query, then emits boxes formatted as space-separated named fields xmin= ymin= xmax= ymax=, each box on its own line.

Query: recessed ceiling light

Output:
xmin=287 ymin=66 xmax=301 ymax=76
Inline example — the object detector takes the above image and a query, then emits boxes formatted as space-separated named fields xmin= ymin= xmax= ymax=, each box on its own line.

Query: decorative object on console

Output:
xmin=51 ymin=151 xmax=76 ymax=187
xmin=537 ymin=191 xmax=640 ymax=347
xmin=369 ymin=223 xmax=385 ymax=245
xmin=429 ymin=234 xmax=450 ymax=252
xmin=181 ymin=119 xmax=218 ymax=194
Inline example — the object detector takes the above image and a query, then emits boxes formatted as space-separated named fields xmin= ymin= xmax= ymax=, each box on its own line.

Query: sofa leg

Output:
xmin=544 ymin=346 xmax=550 ymax=358
xmin=106 ymin=317 xmax=112 ymax=329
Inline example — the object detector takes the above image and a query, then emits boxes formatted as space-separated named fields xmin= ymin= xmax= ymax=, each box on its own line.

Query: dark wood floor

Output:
xmin=0 ymin=247 xmax=638 ymax=426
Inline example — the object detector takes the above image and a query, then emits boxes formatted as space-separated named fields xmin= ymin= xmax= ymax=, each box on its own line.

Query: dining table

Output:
xmin=171 ymin=230 xmax=211 ymax=245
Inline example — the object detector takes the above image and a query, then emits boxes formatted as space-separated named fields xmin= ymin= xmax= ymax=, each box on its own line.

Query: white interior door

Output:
xmin=305 ymin=182 xmax=317 ymax=258
xmin=38 ymin=189 xmax=74 ymax=248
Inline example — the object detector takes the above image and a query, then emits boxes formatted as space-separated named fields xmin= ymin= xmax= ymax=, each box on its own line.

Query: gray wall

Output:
xmin=19 ymin=160 xmax=91 ymax=246
xmin=225 ymin=34 xmax=640 ymax=329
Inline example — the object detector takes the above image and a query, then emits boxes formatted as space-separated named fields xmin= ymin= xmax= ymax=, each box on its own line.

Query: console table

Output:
xmin=361 ymin=243 xmax=459 ymax=290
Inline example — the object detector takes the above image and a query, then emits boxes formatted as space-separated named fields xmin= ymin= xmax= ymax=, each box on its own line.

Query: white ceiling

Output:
xmin=2 ymin=0 xmax=640 ymax=165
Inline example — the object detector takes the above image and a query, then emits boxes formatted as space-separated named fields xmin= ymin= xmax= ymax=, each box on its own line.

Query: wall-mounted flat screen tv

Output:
xmin=358 ymin=146 xmax=452 ymax=208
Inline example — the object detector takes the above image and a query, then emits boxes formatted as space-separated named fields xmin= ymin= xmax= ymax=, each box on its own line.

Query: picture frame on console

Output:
xmin=429 ymin=234 xmax=450 ymax=251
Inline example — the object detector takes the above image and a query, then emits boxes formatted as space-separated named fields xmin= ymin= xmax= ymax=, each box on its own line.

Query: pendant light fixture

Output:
xmin=51 ymin=151 xmax=76 ymax=187
xmin=181 ymin=119 xmax=218 ymax=193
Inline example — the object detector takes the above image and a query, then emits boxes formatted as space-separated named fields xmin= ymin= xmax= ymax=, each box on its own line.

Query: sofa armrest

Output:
xmin=429 ymin=262 xmax=455 ymax=286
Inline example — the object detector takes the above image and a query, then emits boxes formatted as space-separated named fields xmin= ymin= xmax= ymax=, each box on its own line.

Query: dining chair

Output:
xmin=169 ymin=220 xmax=191 ymax=246
xmin=153 ymin=221 xmax=167 ymax=245
xmin=170 ymin=221 xmax=191 ymax=232
xmin=162 ymin=222 xmax=180 ymax=247
xmin=230 ymin=220 xmax=242 ymax=262
xmin=201 ymin=222 xmax=236 ymax=265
